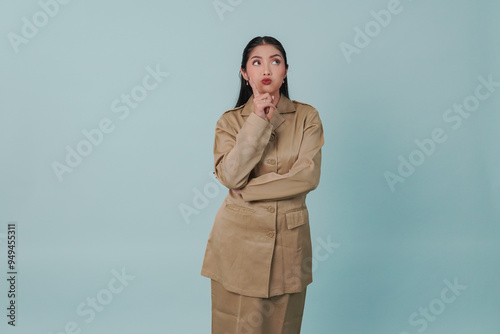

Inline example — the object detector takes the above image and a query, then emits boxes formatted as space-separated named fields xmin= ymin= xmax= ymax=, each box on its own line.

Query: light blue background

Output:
xmin=1 ymin=0 xmax=499 ymax=333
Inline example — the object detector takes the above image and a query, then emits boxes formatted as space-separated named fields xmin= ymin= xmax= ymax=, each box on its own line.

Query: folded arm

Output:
xmin=214 ymin=112 xmax=273 ymax=189
xmin=240 ymin=109 xmax=324 ymax=202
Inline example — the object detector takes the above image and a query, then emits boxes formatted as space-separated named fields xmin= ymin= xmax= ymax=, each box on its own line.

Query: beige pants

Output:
xmin=211 ymin=280 xmax=307 ymax=334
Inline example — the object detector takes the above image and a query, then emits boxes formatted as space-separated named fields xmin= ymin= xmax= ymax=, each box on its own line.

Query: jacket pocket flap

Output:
xmin=285 ymin=209 xmax=308 ymax=229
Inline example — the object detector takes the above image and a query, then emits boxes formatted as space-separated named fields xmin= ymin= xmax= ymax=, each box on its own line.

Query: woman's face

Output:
xmin=240 ymin=44 xmax=288 ymax=97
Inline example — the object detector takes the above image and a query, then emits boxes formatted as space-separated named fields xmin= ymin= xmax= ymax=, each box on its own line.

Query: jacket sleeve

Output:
xmin=240 ymin=109 xmax=324 ymax=202
xmin=214 ymin=112 xmax=273 ymax=189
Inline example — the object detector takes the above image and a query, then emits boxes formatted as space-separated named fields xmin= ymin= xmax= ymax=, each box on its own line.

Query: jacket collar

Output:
xmin=241 ymin=94 xmax=295 ymax=130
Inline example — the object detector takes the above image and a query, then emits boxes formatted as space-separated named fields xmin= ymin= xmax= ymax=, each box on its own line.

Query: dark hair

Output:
xmin=234 ymin=36 xmax=290 ymax=108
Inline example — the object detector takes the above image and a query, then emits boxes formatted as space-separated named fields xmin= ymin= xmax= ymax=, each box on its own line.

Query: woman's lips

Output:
xmin=261 ymin=78 xmax=272 ymax=85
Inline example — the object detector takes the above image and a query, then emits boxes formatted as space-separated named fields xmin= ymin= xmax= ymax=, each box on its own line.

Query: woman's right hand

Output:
xmin=249 ymin=76 xmax=276 ymax=122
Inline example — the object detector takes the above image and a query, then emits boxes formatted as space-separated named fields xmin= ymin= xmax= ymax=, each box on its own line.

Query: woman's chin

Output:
xmin=260 ymin=86 xmax=280 ymax=96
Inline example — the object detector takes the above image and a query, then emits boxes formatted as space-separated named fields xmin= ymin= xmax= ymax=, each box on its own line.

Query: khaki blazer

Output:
xmin=201 ymin=94 xmax=324 ymax=298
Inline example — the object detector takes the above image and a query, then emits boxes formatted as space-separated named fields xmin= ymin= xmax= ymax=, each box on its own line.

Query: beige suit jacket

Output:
xmin=201 ymin=94 xmax=324 ymax=298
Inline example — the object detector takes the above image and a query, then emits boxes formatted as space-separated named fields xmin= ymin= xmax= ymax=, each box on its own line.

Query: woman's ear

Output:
xmin=240 ymin=68 xmax=248 ymax=81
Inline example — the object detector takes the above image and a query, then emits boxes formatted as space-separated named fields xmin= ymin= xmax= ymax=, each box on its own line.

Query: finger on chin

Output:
xmin=249 ymin=76 xmax=260 ymax=96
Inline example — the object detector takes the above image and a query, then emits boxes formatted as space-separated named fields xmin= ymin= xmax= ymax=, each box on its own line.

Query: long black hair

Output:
xmin=234 ymin=36 xmax=290 ymax=108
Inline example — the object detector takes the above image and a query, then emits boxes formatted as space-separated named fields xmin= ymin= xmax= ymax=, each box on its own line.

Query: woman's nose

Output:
xmin=263 ymin=64 xmax=271 ymax=75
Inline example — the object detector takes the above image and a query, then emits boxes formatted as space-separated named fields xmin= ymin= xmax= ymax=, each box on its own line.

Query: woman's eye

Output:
xmin=272 ymin=59 xmax=281 ymax=64
xmin=252 ymin=60 xmax=260 ymax=65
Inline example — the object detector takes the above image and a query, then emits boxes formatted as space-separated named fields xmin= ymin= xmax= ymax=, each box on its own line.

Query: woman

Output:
xmin=201 ymin=36 xmax=324 ymax=334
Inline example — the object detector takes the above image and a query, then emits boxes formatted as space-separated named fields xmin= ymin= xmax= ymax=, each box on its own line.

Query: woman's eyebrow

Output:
xmin=250 ymin=54 xmax=282 ymax=59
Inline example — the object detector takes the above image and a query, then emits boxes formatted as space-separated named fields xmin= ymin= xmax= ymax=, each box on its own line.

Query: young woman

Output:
xmin=201 ymin=36 xmax=324 ymax=334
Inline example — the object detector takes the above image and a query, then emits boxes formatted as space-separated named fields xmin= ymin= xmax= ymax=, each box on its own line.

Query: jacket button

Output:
xmin=267 ymin=207 xmax=275 ymax=213
xmin=266 ymin=159 xmax=276 ymax=165
xmin=267 ymin=231 xmax=275 ymax=238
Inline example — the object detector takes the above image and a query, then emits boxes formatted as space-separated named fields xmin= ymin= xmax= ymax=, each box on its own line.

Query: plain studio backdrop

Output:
xmin=1 ymin=0 xmax=499 ymax=333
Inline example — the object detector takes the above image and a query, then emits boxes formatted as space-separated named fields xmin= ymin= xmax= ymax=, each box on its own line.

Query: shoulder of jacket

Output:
xmin=216 ymin=105 xmax=244 ymax=130
xmin=291 ymin=100 xmax=319 ymax=116
xmin=222 ymin=104 xmax=244 ymax=115
xmin=292 ymin=100 xmax=317 ymax=110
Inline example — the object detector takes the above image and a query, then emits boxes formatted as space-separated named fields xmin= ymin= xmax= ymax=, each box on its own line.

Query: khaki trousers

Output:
xmin=211 ymin=280 xmax=307 ymax=334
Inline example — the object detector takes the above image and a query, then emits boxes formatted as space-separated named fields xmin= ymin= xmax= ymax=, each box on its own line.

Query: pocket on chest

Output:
xmin=285 ymin=208 xmax=309 ymax=229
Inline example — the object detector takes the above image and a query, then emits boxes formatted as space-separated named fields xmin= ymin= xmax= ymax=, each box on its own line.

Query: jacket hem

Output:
xmin=201 ymin=269 xmax=312 ymax=298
